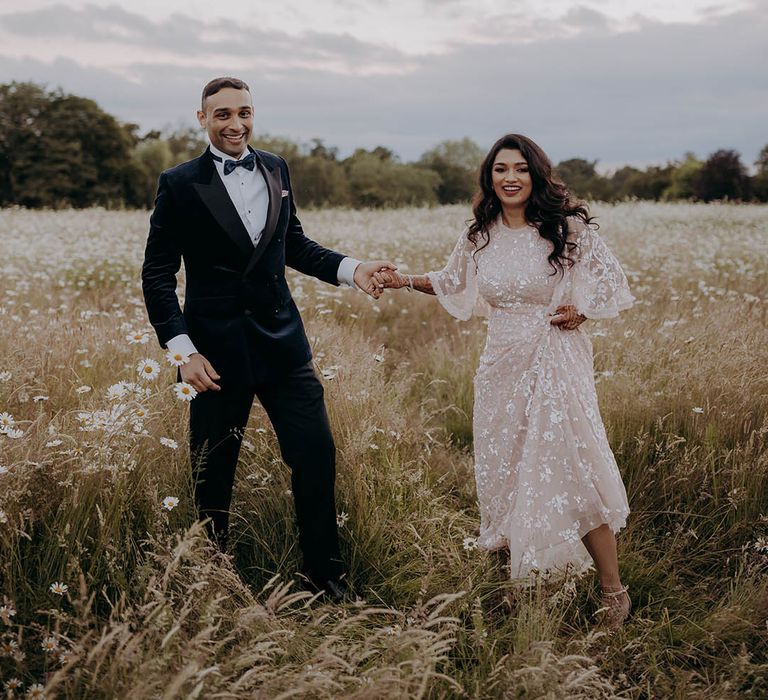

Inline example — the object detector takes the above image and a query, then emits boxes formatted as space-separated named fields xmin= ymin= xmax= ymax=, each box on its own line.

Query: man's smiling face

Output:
xmin=197 ymin=87 xmax=254 ymax=158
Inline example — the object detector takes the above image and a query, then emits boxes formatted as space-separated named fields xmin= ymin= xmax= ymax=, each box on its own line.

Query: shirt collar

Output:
xmin=208 ymin=141 xmax=249 ymax=163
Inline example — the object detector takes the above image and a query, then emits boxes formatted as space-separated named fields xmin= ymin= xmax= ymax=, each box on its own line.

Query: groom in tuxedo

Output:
xmin=142 ymin=76 xmax=394 ymax=599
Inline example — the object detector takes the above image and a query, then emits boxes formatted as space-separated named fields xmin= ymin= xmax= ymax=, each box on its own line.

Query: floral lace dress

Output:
xmin=427 ymin=218 xmax=635 ymax=578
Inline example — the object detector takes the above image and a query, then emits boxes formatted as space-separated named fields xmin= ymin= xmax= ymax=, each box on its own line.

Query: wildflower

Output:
xmin=45 ymin=439 xmax=63 ymax=448
xmin=49 ymin=581 xmax=68 ymax=595
xmin=75 ymin=385 xmax=92 ymax=394
xmin=753 ymin=537 xmax=768 ymax=554
xmin=106 ymin=383 xmax=128 ymax=401
xmin=321 ymin=366 xmax=338 ymax=380
xmin=0 ymin=603 xmax=15 ymax=623
xmin=692 ymin=407 xmax=704 ymax=414
xmin=137 ymin=358 xmax=161 ymax=381
xmin=161 ymin=496 xmax=179 ymax=511
xmin=165 ymin=350 xmax=190 ymax=367
xmin=0 ymin=510 xmax=7 ymax=524
xmin=1 ymin=639 xmax=19 ymax=655
xmin=28 ymin=684 xmax=46 ymax=699
xmin=32 ymin=395 xmax=49 ymax=402
xmin=0 ymin=412 xmax=15 ymax=429
xmin=41 ymin=636 xmax=59 ymax=653
xmin=463 ymin=537 xmax=479 ymax=551
xmin=159 ymin=437 xmax=178 ymax=450
xmin=373 ymin=353 xmax=385 ymax=363
xmin=0 ymin=371 xmax=11 ymax=382
xmin=173 ymin=382 xmax=197 ymax=402
xmin=126 ymin=330 xmax=149 ymax=344
xmin=3 ymin=428 xmax=23 ymax=439
xmin=4 ymin=678 xmax=22 ymax=691
xmin=336 ymin=511 xmax=350 ymax=527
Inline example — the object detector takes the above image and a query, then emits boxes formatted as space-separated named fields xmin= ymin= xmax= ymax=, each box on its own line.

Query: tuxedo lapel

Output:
xmin=192 ymin=148 xmax=254 ymax=259
xmin=244 ymin=153 xmax=283 ymax=276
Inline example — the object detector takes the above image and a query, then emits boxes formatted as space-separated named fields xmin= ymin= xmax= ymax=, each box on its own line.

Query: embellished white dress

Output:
xmin=427 ymin=218 xmax=634 ymax=578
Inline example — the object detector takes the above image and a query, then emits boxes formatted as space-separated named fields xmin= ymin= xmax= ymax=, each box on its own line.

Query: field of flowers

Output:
xmin=0 ymin=202 xmax=767 ymax=698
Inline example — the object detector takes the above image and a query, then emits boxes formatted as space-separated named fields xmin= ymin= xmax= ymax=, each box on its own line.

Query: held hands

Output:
xmin=180 ymin=353 xmax=221 ymax=393
xmin=373 ymin=268 xmax=411 ymax=290
xmin=354 ymin=260 xmax=399 ymax=299
xmin=549 ymin=305 xmax=587 ymax=331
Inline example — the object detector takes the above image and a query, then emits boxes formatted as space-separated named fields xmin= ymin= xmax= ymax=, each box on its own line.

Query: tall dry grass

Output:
xmin=0 ymin=202 xmax=767 ymax=698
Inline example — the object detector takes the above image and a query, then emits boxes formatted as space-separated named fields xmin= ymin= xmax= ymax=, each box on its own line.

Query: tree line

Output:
xmin=1 ymin=82 xmax=766 ymax=210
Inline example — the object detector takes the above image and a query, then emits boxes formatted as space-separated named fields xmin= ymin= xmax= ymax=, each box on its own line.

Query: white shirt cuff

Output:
xmin=166 ymin=334 xmax=198 ymax=358
xmin=337 ymin=257 xmax=361 ymax=289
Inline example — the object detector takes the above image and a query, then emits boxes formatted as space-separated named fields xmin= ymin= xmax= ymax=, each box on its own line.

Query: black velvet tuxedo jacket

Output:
xmin=142 ymin=147 xmax=345 ymax=385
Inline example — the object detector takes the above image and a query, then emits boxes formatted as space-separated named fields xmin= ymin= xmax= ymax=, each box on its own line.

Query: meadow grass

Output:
xmin=0 ymin=202 xmax=766 ymax=698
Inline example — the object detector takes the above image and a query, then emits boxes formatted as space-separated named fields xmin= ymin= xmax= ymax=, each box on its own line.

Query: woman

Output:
xmin=378 ymin=134 xmax=634 ymax=628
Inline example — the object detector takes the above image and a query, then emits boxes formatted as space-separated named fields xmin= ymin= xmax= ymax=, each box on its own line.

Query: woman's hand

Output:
xmin=549 ymin=305 xmax=587 ymax=330
xmin=373 ymin=268 xmax=411 ymax=289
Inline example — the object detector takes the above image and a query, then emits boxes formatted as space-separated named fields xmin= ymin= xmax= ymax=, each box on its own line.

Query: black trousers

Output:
xmin=189 ymin=361 xmax=343 ymax=582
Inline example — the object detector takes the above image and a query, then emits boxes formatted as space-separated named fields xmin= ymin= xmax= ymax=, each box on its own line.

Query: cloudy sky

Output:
xmin=0 ymin=0 xmax=765 ymax=168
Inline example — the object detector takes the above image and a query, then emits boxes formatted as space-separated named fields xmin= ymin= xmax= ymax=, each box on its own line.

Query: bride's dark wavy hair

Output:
xmin=467 ymin=134 xmax=594 ymax=275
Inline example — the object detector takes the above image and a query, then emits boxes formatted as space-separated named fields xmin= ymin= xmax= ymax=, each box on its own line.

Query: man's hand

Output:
xmin=549 ymin=305 xmax=587 ymax=331
xmin=354 ymin=260 xmax=398 ymax=299
xmin=180 ymin=353 xmax=221 ymax=393
xmin=374 ymin=269 xmax=410 ymax=289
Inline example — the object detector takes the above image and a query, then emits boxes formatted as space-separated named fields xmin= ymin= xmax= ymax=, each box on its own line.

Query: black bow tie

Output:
xmin=214 ymin=151 xmax=257 ymax=175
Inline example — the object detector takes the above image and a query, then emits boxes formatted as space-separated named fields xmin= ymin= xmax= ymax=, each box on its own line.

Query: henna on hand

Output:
xmin=549 ymin=305 xmax=587 ymax=330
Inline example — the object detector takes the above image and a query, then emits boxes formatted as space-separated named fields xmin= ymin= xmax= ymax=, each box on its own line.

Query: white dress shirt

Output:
xmin=165 ymin=142 xmax=361 ymax=359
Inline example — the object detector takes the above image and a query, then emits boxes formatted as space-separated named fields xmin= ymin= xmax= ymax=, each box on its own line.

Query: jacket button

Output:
xmin=244 ymin=309 xmax=252 ymax=316
xmin=274 ymin=308 xmax=279 ymax=314
xmin=273 ymin=274 xmax=278 ymax=280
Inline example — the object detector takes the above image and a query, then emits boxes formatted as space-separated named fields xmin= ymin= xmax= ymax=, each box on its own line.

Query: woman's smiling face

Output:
xmin=491 ymin=148 xmax=533 ymax=209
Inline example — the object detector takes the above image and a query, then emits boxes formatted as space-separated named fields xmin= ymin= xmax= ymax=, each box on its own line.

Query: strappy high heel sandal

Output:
xmin=596 ymin=585 xmax=631 ymax=631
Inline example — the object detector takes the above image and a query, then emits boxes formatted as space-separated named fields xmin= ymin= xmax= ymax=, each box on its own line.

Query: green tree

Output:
xmin=752 ymin=144 xmax=768 ymax=202
xmin=344 ymin=150 xmax=439 ymax=207
xmin=0 ymin=82 xmax=138 ymax=207
xmin=418 ymin=138 xmax=483 ymax=204
xmin=695 ymin=149 xmax=751 ymax=202
xmin=555 ymin=158 xmax=611 ymax=200
xmin=662 ymin=153 xmax=703 ymax=201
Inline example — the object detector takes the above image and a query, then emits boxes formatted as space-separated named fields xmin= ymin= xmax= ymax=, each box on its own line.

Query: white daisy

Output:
xmin=0 ymin=412 xmax=14 ymax=429
xmin=692 ymin=407 xmax=705 ymax=414
xmin=463 ymin=537 xmax=479 ymax=551
xmin=32 ymin=395 xmax=49 ymax=402
xmin=173 ymin=383 xmax=197 ymax=402
xmin=4 ymin=428 xmax=23 ymax=439
xmin=159 ymin=437 xmax=178 ymax=450
xmin=0 ymin=510 xmax=7 ymax=524
xmin=161 ymin=496 xmax=179 ymax=511
xmin=106 ymin=383 xmax=128 ymax=401
xmin=336 ymin=511 xmax=350 ymax=527
xmin=41 ymin=636 xmax=59 ymax=653
xmin=373 ymin=354 xmax=385 ymax=363
xmin=0 ymin=603 xmax=15 ymax=623
xmin=45 ymin=439 xmax=63 ymax=448
xmin=165 ymin=350 xmax=190 ymax=367
xmin=136 ymin=358 xmax=161 ymax=381
xmin=0 ymin=371 xmax=11 ymax=382
xmin=3 ymin=678 xmax=22 ymax=691
xmin=126 ymin=330 xmax=149 ymax=345
xmin=49 ymin=581 xmax=68 ymax=595
xmin=75 ymin=385 xmax=91 ymax=394
xmin=28 ymin=683 xmax=46 ymax=699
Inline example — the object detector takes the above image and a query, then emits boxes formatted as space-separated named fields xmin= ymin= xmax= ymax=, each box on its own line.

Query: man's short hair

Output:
xmin=201 ymin=77 xmax=251 ymax=109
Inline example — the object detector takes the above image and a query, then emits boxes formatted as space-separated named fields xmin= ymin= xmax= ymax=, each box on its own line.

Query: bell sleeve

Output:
xmin=426 ymin=231 xmax=490 ymax=321
xmin=568 ymin=220 xmax=635 ymax=320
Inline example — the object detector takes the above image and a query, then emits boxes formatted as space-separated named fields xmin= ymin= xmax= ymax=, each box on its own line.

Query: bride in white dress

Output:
xmin=377 ymin=134 xmax=634 ymax=628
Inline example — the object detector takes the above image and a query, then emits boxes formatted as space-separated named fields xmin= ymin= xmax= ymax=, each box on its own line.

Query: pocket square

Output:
xmin=281 ymin=190 xmax=289 ymax=198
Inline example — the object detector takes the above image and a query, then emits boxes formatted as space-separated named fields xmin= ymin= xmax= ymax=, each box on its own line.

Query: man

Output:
xmin=142 ymin=76 xmax=394 ymax=600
